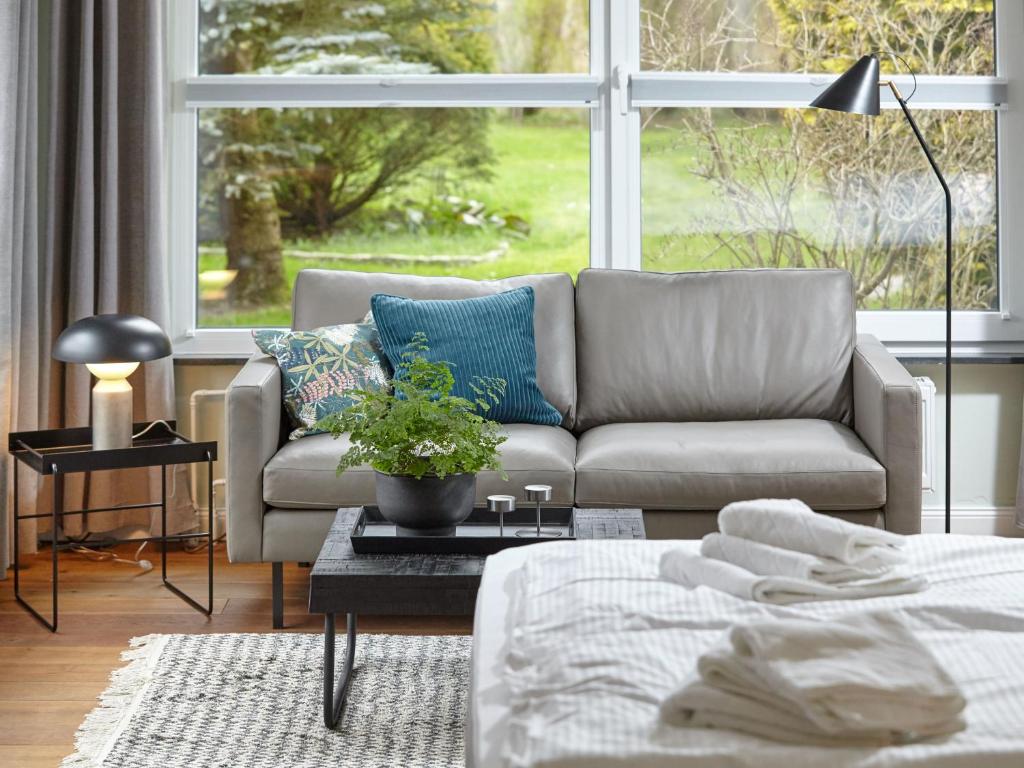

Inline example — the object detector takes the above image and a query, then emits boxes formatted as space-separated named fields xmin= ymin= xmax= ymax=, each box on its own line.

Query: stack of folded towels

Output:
xmin=660 ymin=611 xmax=967 ymax=745
xmin=660 ymin=498 xmax=928 ymax=604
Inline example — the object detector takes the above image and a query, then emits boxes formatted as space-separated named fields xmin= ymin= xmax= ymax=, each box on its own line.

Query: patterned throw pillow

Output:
xmin=253 ymin=323 xmax=389 ymax=440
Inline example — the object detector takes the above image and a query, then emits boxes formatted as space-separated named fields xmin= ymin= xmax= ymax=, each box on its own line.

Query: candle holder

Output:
xmin=487 ymin=494 xmax=516 ymax=538
xmin=516 ymin=484 xmax=562 ymax=538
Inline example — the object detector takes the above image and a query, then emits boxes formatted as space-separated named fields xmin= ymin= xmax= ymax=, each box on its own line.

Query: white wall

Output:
xmin=906 ymin=363 xmax=1024 ymax=535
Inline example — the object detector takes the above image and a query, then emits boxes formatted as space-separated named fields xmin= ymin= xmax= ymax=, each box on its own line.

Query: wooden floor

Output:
xmin=0 ymin=543 xmax=472 ymax=767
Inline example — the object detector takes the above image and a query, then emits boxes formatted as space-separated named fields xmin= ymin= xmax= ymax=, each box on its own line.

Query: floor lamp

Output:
xmin=809 ymin=53 xmax=952 ymax=534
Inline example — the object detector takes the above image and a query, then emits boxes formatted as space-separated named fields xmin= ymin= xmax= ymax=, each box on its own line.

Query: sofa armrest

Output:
xmin=852 ymin=334 xmax=922 ymax=534
xmin=226 ymin=354 xmax=283 ymax=561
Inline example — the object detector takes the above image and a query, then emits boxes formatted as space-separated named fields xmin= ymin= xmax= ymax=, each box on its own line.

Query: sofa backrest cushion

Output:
xmin=574 ymin=268 xmax=855 ymax=430
xmin=292 ymin=269 xmax=577 ymax=427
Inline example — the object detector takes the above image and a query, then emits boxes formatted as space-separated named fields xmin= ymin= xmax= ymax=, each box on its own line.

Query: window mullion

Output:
xmin=600 ymin=0 xmax=641 ymax=271
xmin=167 ymin=1 xmax=198 ymax=347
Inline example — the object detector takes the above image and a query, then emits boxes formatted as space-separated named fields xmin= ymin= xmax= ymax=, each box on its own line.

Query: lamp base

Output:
xmin=92 ymin=379 xmax=133 ymax=450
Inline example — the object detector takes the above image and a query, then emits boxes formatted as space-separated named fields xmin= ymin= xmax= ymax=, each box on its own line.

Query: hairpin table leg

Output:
xmin=323 ymin=612 xmax=358 ymax=728
xmin=15 ymin=465 xmax=61 ymax=632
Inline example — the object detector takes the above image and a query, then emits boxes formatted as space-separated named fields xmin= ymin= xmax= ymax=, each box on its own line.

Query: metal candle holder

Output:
xmin=487 ymin=494 xmax=516 ymax=537
xmin=516 ymin=484 xmax=561 ymax=538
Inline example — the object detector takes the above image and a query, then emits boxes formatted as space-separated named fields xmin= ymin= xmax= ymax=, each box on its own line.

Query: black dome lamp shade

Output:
xmin=52 ymin=314 xmax=172 ymax=451
xmin=809 ymin=54 xmax=881 ymax=116
xmin=809 ymin=52 xmax=954 ymax=537
xmin=53 ymin=314 xmax=172 ymax=364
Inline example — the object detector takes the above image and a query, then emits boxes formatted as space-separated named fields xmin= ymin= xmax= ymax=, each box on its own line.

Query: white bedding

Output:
xmin=470 ymin=535 xmax=1024 ymax=768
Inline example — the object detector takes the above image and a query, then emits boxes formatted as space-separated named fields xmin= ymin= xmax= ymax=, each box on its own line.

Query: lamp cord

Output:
xmin=132 ymin=418 xmax=188 ymax=441
xmin=879 ymin=51 xmax=918 ymax=101
xmin=131 ymin=418 xmax=222 ymax=551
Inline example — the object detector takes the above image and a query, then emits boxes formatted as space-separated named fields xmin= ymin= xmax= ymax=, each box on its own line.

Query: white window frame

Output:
xmin=167 ymin=0 xmax=1024 ymax=358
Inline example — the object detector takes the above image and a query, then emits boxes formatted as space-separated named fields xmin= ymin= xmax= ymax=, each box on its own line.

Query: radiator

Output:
xmin=915 ymin=376 xmax=937 ymax=493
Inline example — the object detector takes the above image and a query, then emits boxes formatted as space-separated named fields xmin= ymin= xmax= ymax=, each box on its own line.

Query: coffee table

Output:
xmin=309 ymin=506 xmax=645 ymax=728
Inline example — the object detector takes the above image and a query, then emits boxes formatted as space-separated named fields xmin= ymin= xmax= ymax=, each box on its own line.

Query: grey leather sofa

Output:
xmin=226 ymin=267 xmax=921 ymax=625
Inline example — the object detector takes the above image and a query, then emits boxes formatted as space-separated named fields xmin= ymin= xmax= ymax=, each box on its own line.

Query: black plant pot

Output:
xmin=374 ymin=471 xmax=477 ymax=536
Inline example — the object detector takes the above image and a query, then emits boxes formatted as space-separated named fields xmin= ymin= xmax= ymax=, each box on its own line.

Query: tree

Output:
xmin=198 ymin=0 xmax=495 ymax=305
xmin=642 ymin=0 xmax=996 ymax=309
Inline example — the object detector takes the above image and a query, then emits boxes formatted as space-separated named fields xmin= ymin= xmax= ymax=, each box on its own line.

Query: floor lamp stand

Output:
xmin=809 ymin=55 xmax=953 ymax=535
xmin=891 ymin=87 xmax=953 ymax=535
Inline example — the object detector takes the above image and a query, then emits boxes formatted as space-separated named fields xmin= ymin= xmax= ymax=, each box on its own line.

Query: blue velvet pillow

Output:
xmin=371 ymin=287 xmax=562 ymax=426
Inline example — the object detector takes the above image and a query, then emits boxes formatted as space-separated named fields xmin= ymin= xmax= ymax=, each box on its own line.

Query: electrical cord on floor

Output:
xmin=69 ymin=540 xmax=154 ymax=573
xmin=67 ymin=420 xmax=214 ymax=566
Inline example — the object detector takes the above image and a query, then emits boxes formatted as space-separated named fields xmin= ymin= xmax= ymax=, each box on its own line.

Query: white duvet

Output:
xmin=501 ymin=535 xmax=1024 ymax=768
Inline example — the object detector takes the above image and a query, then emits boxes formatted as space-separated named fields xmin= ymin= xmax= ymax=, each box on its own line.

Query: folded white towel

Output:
xmin=697 ymin=612 xmax=966 ymax=738
xmin=718 ymin=499 xmax=906 ymax=565
xmin=701 ymin=532 xmax=892 ymax=583
xmin=660 ymin=550 xmax=927 ymax=604
xmin=661 ymin=678 xmax=946 ymax=747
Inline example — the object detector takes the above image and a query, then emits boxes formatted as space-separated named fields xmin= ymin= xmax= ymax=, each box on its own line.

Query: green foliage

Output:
xmin=198 ymin=1 xmax=496 ymax=242
xmin=642 ymin=0 xmax=997 ymax=310
xmin=382 ymin=194 xmax=531 ymax=238
xmin=318 ymin=333 xmax=507 ymax=479
xmin=768 ymin=0 xmax=993 ymax=75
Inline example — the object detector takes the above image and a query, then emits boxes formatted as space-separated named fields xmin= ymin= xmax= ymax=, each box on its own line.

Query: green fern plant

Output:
xmin=318 ymin=332 xmax=507 ymax=479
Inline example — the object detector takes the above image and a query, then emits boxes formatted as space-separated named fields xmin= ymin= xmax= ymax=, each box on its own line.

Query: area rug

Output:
xmin=61 ymin=633 xmax=472 ymax=768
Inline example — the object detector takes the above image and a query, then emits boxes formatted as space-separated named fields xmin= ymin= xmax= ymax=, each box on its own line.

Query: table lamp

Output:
xmin=53 ymin=314 xmax=172 ymax=450
xmin=810 ymin=53 xmax=953 ymax=535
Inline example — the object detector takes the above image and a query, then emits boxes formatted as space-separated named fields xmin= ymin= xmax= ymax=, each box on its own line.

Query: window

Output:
xmin=639 ymin=0 xmax=998 ymax=314
xmin=197 ymin=107 xmax=590 ymax=327
xmin=170 ymin=1 xmax=1022 ymax=354
xmin=639 ymin=0 xmax=994 ymax=76
xmin=640 ymin=107 xmax=997 ymax=311
xmin=199 ymin=1 xmax=589 ymax=75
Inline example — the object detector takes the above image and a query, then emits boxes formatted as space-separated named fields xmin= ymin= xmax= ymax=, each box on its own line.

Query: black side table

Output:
xmin=8 ymin=420 xmax=217 ymax=632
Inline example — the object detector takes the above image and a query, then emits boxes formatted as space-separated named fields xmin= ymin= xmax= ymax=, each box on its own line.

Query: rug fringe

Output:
xmin=60 ymin=634 xmax=171 ymax=768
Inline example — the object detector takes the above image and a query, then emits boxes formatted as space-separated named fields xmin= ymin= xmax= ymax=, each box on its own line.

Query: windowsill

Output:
xmin=895 ymin=350 xmax=1024 ymax=365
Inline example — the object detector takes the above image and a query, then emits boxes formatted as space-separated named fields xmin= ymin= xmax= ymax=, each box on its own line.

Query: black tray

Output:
xmin=350 ymin=506 xmax=576 ymax=555
xmin=8 ymin=421 xmax=217 ymax=475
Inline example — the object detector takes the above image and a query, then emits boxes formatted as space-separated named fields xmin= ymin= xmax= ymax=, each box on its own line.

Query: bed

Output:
xmin=468 ymin=536 xmax=1024 ymax=767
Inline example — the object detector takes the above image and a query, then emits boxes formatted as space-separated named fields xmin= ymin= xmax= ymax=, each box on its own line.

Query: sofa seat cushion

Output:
xmin=263 ymin=424 xmax=577 ymax=510
xmin=575 ymin=420 xmax=885 ymax=511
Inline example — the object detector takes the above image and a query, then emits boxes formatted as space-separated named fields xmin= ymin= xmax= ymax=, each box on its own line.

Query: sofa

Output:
xmin=226 ymin=267 xmax=921 ymax=625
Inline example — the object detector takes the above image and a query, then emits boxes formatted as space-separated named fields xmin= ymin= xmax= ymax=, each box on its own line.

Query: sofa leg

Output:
xmin=272 ymin=562 xmax=284 ymax=629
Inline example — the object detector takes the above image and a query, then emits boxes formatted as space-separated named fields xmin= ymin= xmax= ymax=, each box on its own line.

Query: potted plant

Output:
xmin=319 ymin=333 xmax=507 ymax=536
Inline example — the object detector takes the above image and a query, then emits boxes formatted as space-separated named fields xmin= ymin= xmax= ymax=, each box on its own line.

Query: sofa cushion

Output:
xmin=371 ymin=288 xmax=562 ymax=426
xmin=263 ymin=424 xmax=577 ymax=509
xmin=253 ymin=323 xmax=388 ymax=440
xmin=291 ymin=269 xmax=577 ymax=427
xmin=574 ymin=268 xmax=855 ymax=430
xmin=574 ymin=420 xmax=885 ymax=511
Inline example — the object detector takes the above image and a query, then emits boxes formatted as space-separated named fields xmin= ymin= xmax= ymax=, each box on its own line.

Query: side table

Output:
xmin=8 ymin=420 xmax=218 ymax=632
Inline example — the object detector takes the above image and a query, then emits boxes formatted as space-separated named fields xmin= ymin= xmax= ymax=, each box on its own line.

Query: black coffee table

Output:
xmin=309 ymin=506 xmax=645 ymax=728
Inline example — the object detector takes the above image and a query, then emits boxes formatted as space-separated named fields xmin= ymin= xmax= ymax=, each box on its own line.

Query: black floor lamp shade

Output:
xmin=53 ymin=314 xmax=172 ymax=364
xmin=810 ymin=54 xmax=881 ymax=116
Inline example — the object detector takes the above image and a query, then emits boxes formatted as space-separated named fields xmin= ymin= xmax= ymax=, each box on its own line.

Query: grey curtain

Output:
xmin=0 ymin=2 xmax=34 ymax=575
xmin=2 ymin=0 xmax=190 ymax=574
